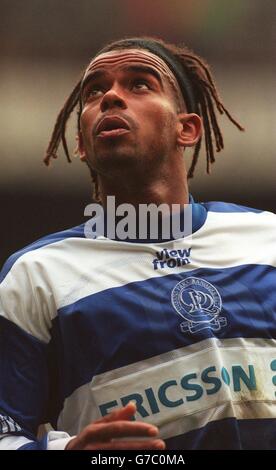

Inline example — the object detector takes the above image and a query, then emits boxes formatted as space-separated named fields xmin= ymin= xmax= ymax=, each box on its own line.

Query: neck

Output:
xmin=98 ymin=157 xmax=189 ymax=210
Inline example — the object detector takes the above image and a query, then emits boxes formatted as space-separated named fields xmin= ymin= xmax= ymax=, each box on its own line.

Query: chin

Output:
xmin=95 ymin=147 xmax=138 ymax=167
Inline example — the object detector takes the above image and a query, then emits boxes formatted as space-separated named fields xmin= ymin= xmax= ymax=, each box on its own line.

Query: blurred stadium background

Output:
xmin=1 ymin=0 xmax=275 ymax=265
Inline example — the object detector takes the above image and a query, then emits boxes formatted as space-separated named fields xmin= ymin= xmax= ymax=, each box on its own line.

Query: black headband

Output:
xmin=96 ymin=38 xmax=197 ymax=113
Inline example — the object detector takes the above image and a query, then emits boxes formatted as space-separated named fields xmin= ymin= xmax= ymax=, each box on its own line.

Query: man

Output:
xmin=0 ymin=37 xmax=276 ymax=450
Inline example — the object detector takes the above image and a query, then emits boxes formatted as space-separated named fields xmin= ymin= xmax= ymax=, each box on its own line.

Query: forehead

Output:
xmin=84 ymin=49 xmax=177 ymax=84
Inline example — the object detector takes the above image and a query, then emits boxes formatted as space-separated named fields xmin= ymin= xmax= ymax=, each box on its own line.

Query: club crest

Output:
xmin=171 ymin=277 xmax=227 ymax=334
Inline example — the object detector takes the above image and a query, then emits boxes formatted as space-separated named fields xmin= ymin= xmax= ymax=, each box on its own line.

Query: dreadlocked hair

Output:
xmin=44 ymin=36 xmax=244 ymax=202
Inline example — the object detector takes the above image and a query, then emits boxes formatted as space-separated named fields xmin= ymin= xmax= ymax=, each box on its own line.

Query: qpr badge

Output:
xmin=171 ymin=277 xmax=227 ymax=334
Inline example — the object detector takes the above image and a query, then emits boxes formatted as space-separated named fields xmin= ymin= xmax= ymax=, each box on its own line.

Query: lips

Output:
xmin=96 ymin=116 xmax=130 ymax=136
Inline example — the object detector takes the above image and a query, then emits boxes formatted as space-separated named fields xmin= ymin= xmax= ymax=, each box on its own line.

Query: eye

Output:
xmin=83 ymin=86 xmax=104 ymax=101
xmin=132 ymin=79 xmax=151 ymax=91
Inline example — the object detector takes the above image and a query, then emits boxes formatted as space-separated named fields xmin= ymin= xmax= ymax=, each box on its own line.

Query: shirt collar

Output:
xmin=86 ymin=194 xmax=207 ymax=243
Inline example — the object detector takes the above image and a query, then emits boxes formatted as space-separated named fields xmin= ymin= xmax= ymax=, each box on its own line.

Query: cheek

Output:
xmin=142 ymin=105 xmax=176 ymax=135
xmin=80 ymin=107 xmax=97 ymax=136
xmin=140 ymin=98 xmax=176 ymax=124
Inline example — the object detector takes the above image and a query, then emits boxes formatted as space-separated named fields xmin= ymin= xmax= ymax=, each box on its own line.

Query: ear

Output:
xmin=76 ymin=131 xmax=87 ymax=161
xmin=176 ymin=113 xmax=202 ymax=148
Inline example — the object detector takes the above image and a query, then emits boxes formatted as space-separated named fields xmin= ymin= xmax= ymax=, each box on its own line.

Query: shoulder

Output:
xmin=201 ymin=200 xmax=266 ymax=214
xmin=201 ymin=200 xmax=276 ymax=223
xmin=199 ymin=200 xmax=276 ymax=237
xmin=0 ymin=224 xmax=86 ymax=284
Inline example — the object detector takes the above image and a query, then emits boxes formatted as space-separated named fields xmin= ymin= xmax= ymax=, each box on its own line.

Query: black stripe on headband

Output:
xmin=136 ymin=40 xmax=196 ymax=113
xmin=96 ymin=38 xmax=196 ymax=113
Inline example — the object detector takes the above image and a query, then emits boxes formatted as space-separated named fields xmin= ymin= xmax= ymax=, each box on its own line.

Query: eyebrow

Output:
xmin=81 ymin=69 xmax=106 ymax=94
xmin=81 ymin=64 xmax=164 ymax=94
xmin=120 ymin=65 xmax=163 ymax=88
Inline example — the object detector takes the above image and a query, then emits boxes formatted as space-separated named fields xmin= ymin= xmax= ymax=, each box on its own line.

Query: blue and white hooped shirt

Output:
xmin=0 ymin=198 xmax=276 ymax=449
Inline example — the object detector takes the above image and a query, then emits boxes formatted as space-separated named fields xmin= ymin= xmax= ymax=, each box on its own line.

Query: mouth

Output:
xmin=96 ymin=116 xmax=131 ymax=139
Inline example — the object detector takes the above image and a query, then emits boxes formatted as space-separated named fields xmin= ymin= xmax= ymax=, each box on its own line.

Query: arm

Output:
xmin=0 ymin=303 xmax=164 ymax=450
xmin=0 ymin=314 xmax=50 ymax=449
xmin=0 ymin=256 xmax=55 ymax=449
xmin=0 ymin=257 xmax=165 ymax=451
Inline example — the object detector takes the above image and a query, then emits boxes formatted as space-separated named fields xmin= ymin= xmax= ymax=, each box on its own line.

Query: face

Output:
xmin=78 ymin=49 xmax=186 ymax=176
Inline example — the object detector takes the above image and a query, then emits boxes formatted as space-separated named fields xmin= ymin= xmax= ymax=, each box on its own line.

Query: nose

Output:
xmin=100 ymin=87 xmax=127 ymax=112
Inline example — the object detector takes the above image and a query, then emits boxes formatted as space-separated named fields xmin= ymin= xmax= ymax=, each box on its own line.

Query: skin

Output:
xmin=66 ymin=402 xmax=165 ymax=450
xmin=69 ymin=48 xmax=202 ymax=450
xmin=78 ymin=48 xmax=202 ymax=208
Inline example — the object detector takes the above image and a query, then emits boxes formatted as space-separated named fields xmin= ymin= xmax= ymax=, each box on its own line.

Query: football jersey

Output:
xmin=0 ymin=198 xmax=276 ymax=449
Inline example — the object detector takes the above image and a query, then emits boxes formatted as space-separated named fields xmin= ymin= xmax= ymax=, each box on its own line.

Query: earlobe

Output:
xmin=176 ymin=113 xmax=202 ymax=148
xmin=76 ymin=132 xmax=87 ymax=161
